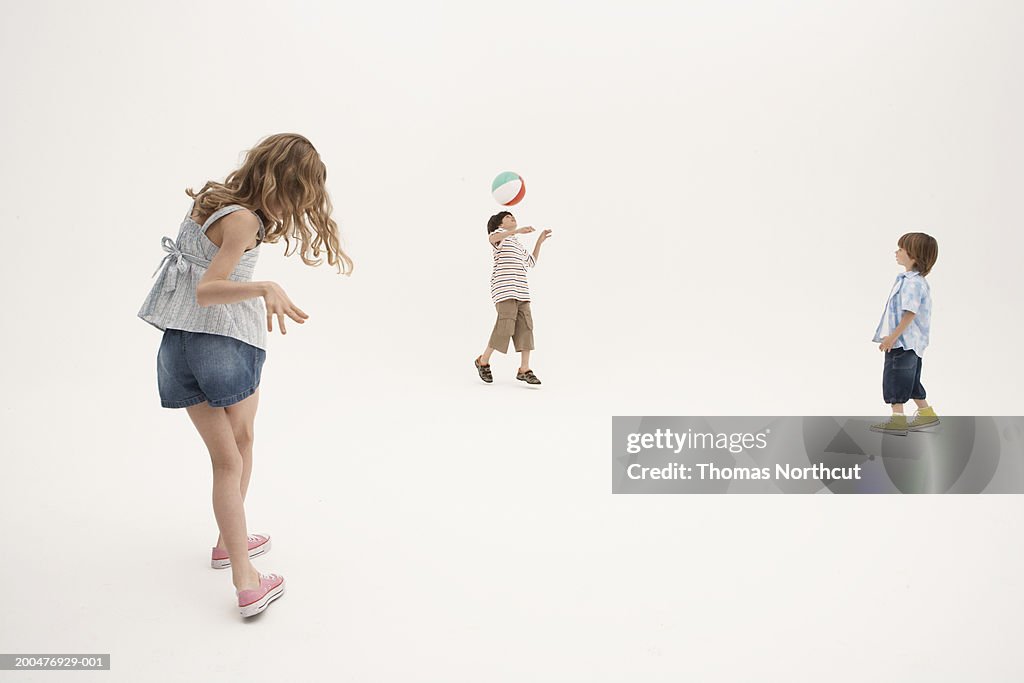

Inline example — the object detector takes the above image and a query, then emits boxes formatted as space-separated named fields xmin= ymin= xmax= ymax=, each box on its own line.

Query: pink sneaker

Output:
xmin=237 ymin=573 xmax=285 ymax=618
xmin=211 ymin=534 xmax=271 ymax=569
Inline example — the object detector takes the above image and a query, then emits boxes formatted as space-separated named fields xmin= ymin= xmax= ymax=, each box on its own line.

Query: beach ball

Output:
xmin=491 ymin=171 xmax=526 ymax=206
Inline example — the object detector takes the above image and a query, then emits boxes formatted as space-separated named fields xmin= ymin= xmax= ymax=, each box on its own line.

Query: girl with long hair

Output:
xmin=138 ymin=133 xmax=351 ymax=617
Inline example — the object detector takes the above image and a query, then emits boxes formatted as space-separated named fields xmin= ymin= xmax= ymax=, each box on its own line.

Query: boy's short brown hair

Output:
xmin=487 ymin=211 xmax=513 ymax=234
xmin=898 ymin=232 xmax=938 ymax=276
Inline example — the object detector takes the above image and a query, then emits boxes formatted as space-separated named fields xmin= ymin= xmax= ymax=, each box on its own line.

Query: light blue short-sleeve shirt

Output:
xmin=872 ymin=270 xmax=932 ymax=356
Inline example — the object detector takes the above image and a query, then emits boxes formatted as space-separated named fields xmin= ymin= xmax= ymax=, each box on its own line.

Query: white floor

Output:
xmin=3 ymin=351 xmax=1023 ymax=681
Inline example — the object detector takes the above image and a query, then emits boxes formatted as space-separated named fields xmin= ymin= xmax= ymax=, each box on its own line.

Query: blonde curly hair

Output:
xmin=187 ymin=133 xmax=352 ymax=274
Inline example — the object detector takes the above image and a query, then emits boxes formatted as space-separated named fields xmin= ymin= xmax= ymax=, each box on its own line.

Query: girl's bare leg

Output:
xmin=212 ymin=390 xmax=260 ymax=550
xmin=186 ymin=398 xmax=261 ymax=592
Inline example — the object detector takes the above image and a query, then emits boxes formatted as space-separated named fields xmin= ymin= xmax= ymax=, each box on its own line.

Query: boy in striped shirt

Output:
xmin=474 ymin=211 xmax=552 ymax=385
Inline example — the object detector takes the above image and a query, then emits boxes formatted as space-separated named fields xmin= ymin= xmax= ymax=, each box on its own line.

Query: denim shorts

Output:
xmin=882 ymin=347 xmax=926 ymax=405
xmin=157 ymin=329 xmax=266 ymax=408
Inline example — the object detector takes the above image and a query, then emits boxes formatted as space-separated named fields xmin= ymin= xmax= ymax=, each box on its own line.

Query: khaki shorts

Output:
xmin=488 ymin=299 xmax=535 ymax=353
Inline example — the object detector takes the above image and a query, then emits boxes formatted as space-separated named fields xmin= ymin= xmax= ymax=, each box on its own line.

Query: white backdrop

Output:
xmin=1 ymin=1 xmax=1022 ymax=681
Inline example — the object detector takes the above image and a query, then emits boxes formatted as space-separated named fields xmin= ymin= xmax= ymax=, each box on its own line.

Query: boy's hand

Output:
xmin=517 ymin=226 xmax=535 ymax=234
xmin=537 ymin=229 xmax=553 ymax=242
xmin=878 ymin=334 xmax=898 ymax=352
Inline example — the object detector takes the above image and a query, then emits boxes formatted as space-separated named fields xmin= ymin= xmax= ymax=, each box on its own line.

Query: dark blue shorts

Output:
xmin=157 ymin=329 xmax=265 ymax=408
xmin=882 ymin=347 xmax=926 ymax=405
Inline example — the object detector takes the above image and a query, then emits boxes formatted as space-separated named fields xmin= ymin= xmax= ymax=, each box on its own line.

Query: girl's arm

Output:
xmin=196 ymin=211 xmax=308 ymax=334
xmin=195 ymin=212 xmax=267 ymax=306
xmin=878 ymin=311 xmax=916 ymax=351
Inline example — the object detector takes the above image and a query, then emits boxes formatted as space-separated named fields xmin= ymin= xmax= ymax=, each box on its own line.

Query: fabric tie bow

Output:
xmin=152 ymin=237 xmax=208 ymax=293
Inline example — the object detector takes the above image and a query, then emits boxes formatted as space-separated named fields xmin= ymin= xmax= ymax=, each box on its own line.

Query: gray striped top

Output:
xmin=138 ymin=203 xmax=268 ymax=350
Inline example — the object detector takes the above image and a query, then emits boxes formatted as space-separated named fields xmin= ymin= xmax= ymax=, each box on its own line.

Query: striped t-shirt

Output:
xmin=490 ymin=231 xmax=535 ymax=304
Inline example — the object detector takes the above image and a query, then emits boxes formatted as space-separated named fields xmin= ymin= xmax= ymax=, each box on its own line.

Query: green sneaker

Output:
xmin=870 ymin=414 xmax=909 ymax=435
xmin=907 ymin=407 xmax=940 ymax=431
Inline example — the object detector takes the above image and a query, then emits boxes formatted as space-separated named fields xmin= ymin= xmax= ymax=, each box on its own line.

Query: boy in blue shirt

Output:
xmin=871 ymin=232 xmax=939 ymax=435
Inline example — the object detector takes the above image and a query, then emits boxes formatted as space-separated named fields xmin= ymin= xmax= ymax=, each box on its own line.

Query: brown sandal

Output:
xmin=516 ymin=369 xmax=541 ymax=385
xmin=475 ymin=357 xmax=493 ymax=383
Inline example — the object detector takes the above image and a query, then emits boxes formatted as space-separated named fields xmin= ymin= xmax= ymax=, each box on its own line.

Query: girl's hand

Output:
xmin=262 ymin=281 xmax=309 ymax=334
xmin=517 ymin=226 xmax=535 ymax=234
xmin=878 ymin=334 xmax=898 ymax=352
xmin=537 ymin=229 xmax=553 ymax=242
